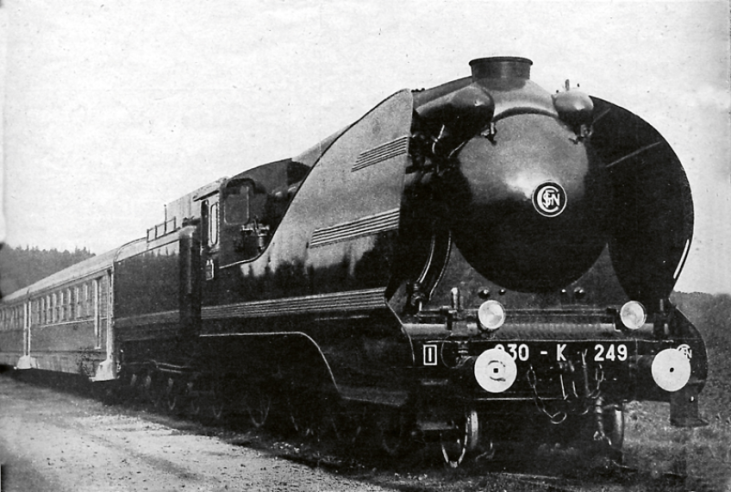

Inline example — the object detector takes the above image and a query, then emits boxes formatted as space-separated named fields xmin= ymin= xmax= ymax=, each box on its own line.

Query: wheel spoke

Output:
xmin=377 ymin=407 xmax=415 ymax=458
xmin=329 ymin=408 xmax=364 ymax=445
xmin=187 ymin=382 xmax=201 ymax=417
xmin=440 ymin=409 xmax=480 ymax=468
xmin=165 ymin=378 xmax=179 ymax=413
xmin=208 ymin=379 xmax=227 ymax=421
xmin=287 ymin=393 xmax=315 ymax=437
xmin=244 ymin=387 xmax=271 ymax=428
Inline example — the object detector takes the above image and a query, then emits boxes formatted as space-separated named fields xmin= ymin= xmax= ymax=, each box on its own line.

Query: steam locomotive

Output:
xmin=0 ymin=56 xmax=707 ymax=467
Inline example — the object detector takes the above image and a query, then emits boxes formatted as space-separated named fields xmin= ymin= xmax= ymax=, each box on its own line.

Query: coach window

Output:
xmin=209 ymin=201 xmax=219 ymax=247
xmin=202 ymin=198 xmax=220 ymax=249
xmin=92 ymin=279 xmax=99 ymax=337
xmin=81 ymin=283 xmax=87 ymax=318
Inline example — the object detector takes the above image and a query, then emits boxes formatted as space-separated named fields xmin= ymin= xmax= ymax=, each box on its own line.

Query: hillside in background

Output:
xmin=672 ymin=291 xmax=731 ymax=353
xmin=0 ymin=244 xmax=95 ymax=298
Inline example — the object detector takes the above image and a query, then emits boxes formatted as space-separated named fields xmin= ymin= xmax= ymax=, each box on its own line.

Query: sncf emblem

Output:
xmin=532 ymin=182 xmax=567 ymax=217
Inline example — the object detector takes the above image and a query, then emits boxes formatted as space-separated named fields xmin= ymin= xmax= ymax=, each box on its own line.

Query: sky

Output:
xmin=0 ymin=0 xmax=729 ymax=294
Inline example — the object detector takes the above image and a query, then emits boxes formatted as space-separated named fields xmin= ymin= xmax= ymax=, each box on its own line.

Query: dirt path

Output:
xmin=2 ymin=372 xmax=724 ymax=491
xmin=0 ymin=375 xmax=392 ymax=492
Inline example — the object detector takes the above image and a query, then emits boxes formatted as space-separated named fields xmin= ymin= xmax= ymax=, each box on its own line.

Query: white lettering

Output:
xmin=423 ymin=345 xmax=437 ymax=366
xmin=556 ymin=343 xmax=567 ymax=362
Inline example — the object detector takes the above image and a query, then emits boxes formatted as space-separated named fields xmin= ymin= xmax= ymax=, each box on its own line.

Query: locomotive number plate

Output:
xmin=493 ymin=343 xmax=630 ymax=362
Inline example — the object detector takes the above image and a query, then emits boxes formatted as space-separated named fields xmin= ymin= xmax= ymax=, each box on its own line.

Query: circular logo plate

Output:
xmin=532 ymin=182 xmax=567 ymax=217
xmin=474 ymin=348 xmax=517 ymax=393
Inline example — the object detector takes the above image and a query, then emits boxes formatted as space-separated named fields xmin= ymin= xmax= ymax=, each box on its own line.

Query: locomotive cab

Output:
xmin=217 ymin=159 xmax=310 ymax=265
xmin=221 ymin=177 xmax=271 ymax=261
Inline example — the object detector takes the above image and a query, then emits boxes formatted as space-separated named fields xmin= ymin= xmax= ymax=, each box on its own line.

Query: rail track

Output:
xmin=5 ymin=369 xmax=719 ymax=491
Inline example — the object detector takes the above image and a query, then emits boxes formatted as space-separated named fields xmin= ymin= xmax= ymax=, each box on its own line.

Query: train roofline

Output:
xmin=1 ymin=238 xmax=144 ymax=302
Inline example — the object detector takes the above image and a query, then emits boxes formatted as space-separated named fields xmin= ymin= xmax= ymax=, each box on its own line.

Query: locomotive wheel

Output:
xmin=120 ymin=370 xmax=143 ymax=403
xmin=165 ymin=377 xmax=181 ymax=414
xmin=140 ymin=370 xmax=161 ymax=406
xmin=129 ymin=372 xmax=139 ymax=388
xmin=186 ymin=382 xmax=201 ymax=417
xmin=598 ymin=403 xmax=625 ymax=462
xmin=605 ymin=404 xmax=625 ymax=451
xmin=377 ymin=407 xmax=415 ymax=458
xmin=329 ymin=407 xmax=365 ymax=446
xmin=243 ymin=386 xmax=272 ymax=428
xmin=210 ymin=398 xmax=225 ymax=421
xmin=207 ymin=379 xmax=228 ymax=421
xmin=286 ymin=392 xmax=318 ymax=437
xmin=440 ymin=408 xmax=480 ymax=468
xmin=552 ymin=403 xmax=625 ymax=460
xmin=126 ymin=371 xmax=139 ymax=401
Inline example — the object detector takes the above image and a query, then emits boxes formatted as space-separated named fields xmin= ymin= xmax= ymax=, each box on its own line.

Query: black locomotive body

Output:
xmin=0 ymin=56 xmax=707 ymax=465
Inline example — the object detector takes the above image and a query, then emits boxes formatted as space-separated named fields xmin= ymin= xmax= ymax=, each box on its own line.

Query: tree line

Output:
xmin=0 ymin=244 xmax=95 ymax=298
xmin=672 ymin=291 xmax=731 ymax=354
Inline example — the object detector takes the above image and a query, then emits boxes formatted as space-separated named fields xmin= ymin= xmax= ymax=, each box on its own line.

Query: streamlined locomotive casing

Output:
xmin=187 ymin=57 xmax=705 ymax=427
